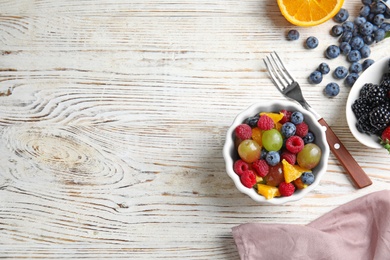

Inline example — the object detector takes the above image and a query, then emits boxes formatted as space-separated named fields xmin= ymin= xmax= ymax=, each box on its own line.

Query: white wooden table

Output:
xmin=1 ymin=0 xmax=389 ymax=258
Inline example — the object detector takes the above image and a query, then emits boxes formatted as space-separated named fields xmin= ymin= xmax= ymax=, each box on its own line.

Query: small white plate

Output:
xmin=346 ymin=56 xmax=390 ymax=148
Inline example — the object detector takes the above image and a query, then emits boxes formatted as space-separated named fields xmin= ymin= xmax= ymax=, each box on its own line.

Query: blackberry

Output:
xmin=380 ymin=72 xmax=390 ymax=92
xmin=352 ymin=97 xmax=372 ymax=119
xmin=367 ymin=84 xmax=388 ymax=107
xmin=369 ymin=104 xmax=390 ymax=131
xmin=356 ymin=114 xmax=380 ymax=135
xmin=359 ymin=83 xmax=374 ymax=98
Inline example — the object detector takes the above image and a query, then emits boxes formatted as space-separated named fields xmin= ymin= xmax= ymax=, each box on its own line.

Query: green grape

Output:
xmin=264 ymin=162 xmax=284 ymax=187
xmin=297 ymin=143 xmax=322 ymax=169
xmin=262 ymin=129 xmax=283 ymax=151
xmin=238 ymin=140 xmax=261 ymax=163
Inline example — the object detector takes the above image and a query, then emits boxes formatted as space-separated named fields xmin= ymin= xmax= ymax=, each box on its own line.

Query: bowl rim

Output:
xmin=346 ymin=55 xmax=390 ymax=149
xmin=223 ymin=100 xmax=330 ymax=205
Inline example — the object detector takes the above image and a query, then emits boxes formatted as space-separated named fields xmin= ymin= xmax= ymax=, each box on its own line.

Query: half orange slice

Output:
xmin=277 ymin=0 xmax=345 ymax=27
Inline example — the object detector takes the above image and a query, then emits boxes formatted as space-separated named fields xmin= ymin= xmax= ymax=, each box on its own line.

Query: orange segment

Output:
xmin=256 ymin=184 xmax=281 ymax=200
xmin=281 ymin=159 xmax=311 ymax=183
xmin=260 ymin=112 xmax=284 ymax=124
xmin=277 ymin=0 xmax=345 ymax=27
xmin=251 ymin=127 xmax=262 ymax=146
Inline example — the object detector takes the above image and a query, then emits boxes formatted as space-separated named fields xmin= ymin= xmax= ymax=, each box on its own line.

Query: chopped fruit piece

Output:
xmin=251 ymin=127 xmax=263 ymax=147
xmin=260 ymin=112 xmax=284 ymax=124
xmin=256 ymin=184 xmax=281 ymax=200
xmin=282 ymin=159 xmax=311 ymax=183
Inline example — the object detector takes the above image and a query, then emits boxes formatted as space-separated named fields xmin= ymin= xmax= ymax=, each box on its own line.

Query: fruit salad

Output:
xmin=233 ymin=110 xmax=322 ymax=200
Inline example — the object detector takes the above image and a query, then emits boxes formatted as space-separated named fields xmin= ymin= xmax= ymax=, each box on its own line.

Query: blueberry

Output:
xmin=265 ymin=151 xmax=280 ymax=166
xmin=363 ymin=35 xmax=375 ymax=45
xmin=361 ymin=0 xmax=372 ymax=5
xmin=331 ymin=25 xmax=344 ymax=36
xmin=302 ymin=132 xmax=315 ymax=144
xmin=349 ymin=62 xmax=363 ymax=74
xmin=291 ymin=111 xmax=304 ymax=125
xmin=333 ymin=66 xmax=348 ymax=79
xmin=260 ymin=148 xmax=267 ymax=159
xmin=350 ymin=36 xmax=365 ymax=50
xmin=340 ymin=42 xmax=352 ymax=55
xmin=380 ymin=22 xmax=390 ymax=32
xmin=373 ymin=14 xmax=385 ymax=26
xmin=342 ymin=21 xmax=354 ymax=32
xmin=360 ymin=5 xmax=371 ymax=17
xmin=309 ymin=70 xmax=323 ymax=84
xmin=245 ymin=115 xmax=260 ymax=127
xmin=347 ymin=50 xmax=362 ymax=62
xmin=371 ymin=2 xmax=386 ymax=14
xmin=374 ymin=28 xmax=386 ymax=42
xmin=334 ymin=8 xmax=349 ymax=23
xmin=345 ymin=73 xmax=359 ymax=87
xmin=354 ymin=16 xmax=367 ymax=26
xmin=362 ymin=59 xmax=375 ymax=70
xmin=305 ymin=36 xmax=319 ymax=49
xmin=318 ymin=62 xmax=330 ymax=75
xmin=301 ymin=172 xmax=315 ymax=185
xmin=340 ymin=31 xmax=353 ymax=42
xmin=360 ymin=45 xmax=371 ymax=58
xmin=281 ymin=122 xmax=296 ymax=138
xmin=325 ymin=45 xmax=340 ymax=59
xmin=324 ymin=82 xmax=340 ymax=97
xmin=287 ymin=29 xmax=300 ymax=41
xmin=360 ymin=22 xmax=374 ymax=36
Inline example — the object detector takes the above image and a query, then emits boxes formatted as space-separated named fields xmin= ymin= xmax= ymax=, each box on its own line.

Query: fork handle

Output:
xmin=317 ymin=118 xmax=372 ymax=189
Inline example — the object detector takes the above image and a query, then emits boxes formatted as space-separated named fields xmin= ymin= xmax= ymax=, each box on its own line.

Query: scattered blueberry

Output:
xmin=331 ymin=25 xmax=344 ymax=36
xmin=318 ymin=62 xmax=330 ymax=75
xmin=381 ymin=22 xmax=390 ymax=32
xmin=324 ymin=82 xmax=340 ymax=97
xmin=374 ymin=28 xmax=386 ymax=42
xmin=354 ymin=16 xmax=367 ymax=26
xmin=287 ymin=29 xmax=300 ymax=41
xmin=265 ymin=151 xmax=280 ymax=166
xmin=340 ymin=30 xmax=353 ymax=42
xmin=291 ymin=111 xmax=304 ymax=125
xmin=360 ymin=22 xmax=374 ymax=35
xmin=350 ymin=36 xmax=365 ymax=50
xmin=342 ymin=21 xmax=355 ymax=32
xmin=349 ymin=62 xmax=363 ymax=74
xmin=281 ymin=122 xmax=296 ymax=138
xmin=371 ymin=2 xmax=386 ymax=14
xmin=309 ymin=70 xmax=323 ymax=84
xmin=345 ymin=73 xmax=360 ymax=87
xmin=347 ymin=49 xmax=362 ymax=62
xmin=325 ymin=45 xmax=340 ymax=59
xmin=362 ymin=59 xmax=375 ymax=70
xmin=334 ymin=8 xmax=349 ymax=23
xmin=373 ymin=14 xmax=385 ymax=26
xmin=305 ymin=36 xmax=319 ymax=49
xmin=301 ymin=172 xmax=315 ymax=185
xmin=360 ymin=5 xmax=371 ymax=17
xmin=360 ymin=45 xmax=371 ymax=58
xmin=333 ymin=66 xmax=348 ymax=79
xmin=339 ymin=42 xmax=352 ymax=55
xmin=363 ymin=35 xmax=375 ymax=45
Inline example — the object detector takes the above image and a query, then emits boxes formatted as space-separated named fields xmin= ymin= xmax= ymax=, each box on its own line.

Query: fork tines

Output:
xmin=263 ymin=52 xmax=295 ymax=92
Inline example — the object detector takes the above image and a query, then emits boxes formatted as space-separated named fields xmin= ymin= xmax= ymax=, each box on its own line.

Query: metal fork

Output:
xmin=263 ymin=52 xmax=372 ymax=189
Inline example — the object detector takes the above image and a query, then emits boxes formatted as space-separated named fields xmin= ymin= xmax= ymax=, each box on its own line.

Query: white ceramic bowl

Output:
xmin=223 ymin=100 xmax=330 ymax=205
xmin=346 ymin=56 xmax=390 ymax=149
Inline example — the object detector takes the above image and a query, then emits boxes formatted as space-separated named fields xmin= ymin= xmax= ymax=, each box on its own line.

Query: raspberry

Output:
xmin=240 ymin=170 xmax=257 ymax=188
xmin=278 ymin=182 xmax=295 ymax=196
xmin=285 ymin=136 xmax=304 ymax=154
xmin=235 ymin=124 xmax=252 ymax=140
xmin=233 ymin=160 xmax=250 ymax=176
xmin=279 ymin=109 xmax=292 ymax=123
xmin=252 ymin=159 xmax=269 ymax=177
xmin=281 ymin=150 xmax=296 ymax=165
xmin=295 ymin=122 xmax=309 ymax=137
xmin=257 ymin=115 xmax=274 ymax=130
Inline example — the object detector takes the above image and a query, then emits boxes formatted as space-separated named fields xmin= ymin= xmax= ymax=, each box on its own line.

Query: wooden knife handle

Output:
xmin=317 ymin=118 xmax=372 ymax=188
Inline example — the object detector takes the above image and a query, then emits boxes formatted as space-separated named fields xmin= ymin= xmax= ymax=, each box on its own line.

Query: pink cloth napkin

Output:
xmin=232 ymin=190 xmax=390 ymax=260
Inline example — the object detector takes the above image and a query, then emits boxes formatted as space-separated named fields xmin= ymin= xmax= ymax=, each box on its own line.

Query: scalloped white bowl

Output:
xmin=346 ymin=55 xmax=390 ymax=148
xmin=223 ymin=100 xmax=330 ymax=205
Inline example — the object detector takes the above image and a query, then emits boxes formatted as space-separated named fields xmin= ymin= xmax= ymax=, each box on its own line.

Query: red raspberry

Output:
xmin=295 ymin=122 xmax=309 ymax=137
xmin=252 ymin=159 xmax=269 ymax=177
xmin=257 ymin=115 xmax=274 ymax=130
xmin=240 ymin=170 xmax=257 ymax=188
xmin=280 ymin=109 xmax=292 ymax=124
xmin=233 ymin=160 xmax=250 ymax=176
xmin=278 ymin=182 xmax=295 ymax=196
xmin=281 ymin=150 xmax=296 ymax=165
xmin=285 ymin=136 xmax=304 ymax=154
xmin=235 ymin=124 xmax=252 ymax=140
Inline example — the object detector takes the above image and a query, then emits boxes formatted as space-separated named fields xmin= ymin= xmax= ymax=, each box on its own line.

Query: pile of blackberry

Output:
xmin=352 ymin=65 xmax=390 ymax=136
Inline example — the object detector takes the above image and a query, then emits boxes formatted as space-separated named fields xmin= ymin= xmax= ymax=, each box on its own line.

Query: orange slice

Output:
xmin=260 ymin=112 xmax=284 ymax=124
xmin=256 ymin=184 xmax=281 ymax=200
xmin=277 ymin=0 xmax=345 ymax=27
xmin=281 ymin=159 xmax=311 ymax=183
